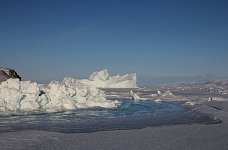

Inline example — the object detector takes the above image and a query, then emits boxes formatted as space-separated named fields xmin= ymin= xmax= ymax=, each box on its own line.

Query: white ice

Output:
xmin=79 ymin=69 xmax=137 ymax=88
xmin=130 ymin=90 xmax=141 ymax=101
xmin=0 ymin=78 xmax=119 ymax=114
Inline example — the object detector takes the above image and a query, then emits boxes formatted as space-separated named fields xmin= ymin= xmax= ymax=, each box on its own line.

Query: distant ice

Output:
xmin=79 ymin=69 xmax=137 ymax=88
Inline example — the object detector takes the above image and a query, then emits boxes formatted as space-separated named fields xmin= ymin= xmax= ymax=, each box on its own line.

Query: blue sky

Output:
xmin=0 ymin=0 xmax=228 ymax=84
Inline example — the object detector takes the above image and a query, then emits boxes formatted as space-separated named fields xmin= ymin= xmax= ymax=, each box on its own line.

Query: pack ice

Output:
xmin=0 ymin=78 xmax=119 ymax=114
xmin=78 ymin=69 xmax=137 ymax=88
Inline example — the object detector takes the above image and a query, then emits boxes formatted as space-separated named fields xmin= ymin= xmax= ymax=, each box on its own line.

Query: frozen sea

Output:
xmin=0 ymin=99 xmax=219 ymax=133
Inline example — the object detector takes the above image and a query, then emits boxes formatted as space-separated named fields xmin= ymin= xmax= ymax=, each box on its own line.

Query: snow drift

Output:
xmin=78 ymin=69 xmax=137 ymax=88
xmin=0 ymin=78 xmax=119 ymax=114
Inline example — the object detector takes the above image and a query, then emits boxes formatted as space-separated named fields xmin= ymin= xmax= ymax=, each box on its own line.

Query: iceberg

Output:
xmin=0 ymin=78 xmax=119 ymax=114
xmin=74 ymin=69 xmax=137 ymax=88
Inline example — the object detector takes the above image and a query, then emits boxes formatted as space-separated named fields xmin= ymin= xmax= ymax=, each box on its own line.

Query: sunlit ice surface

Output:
xmin=0 ymin=99 xmax=220 ymax=133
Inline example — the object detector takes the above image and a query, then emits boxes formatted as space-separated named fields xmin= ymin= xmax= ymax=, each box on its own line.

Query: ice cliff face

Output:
xmin=0 ymin=78 xmax=119 ymax=114
xmin=79 ymin=69 xmax=137 ymax=88
xmin=0 ymin=68 xmax=21 ymax=83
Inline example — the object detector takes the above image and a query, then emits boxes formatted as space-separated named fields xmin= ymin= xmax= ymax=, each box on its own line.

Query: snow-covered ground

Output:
xmin=1 ymin=70 xmax=228 ymax=150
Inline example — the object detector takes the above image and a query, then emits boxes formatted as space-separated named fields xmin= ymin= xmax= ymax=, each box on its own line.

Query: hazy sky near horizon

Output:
xmin=0 ymin=0 xmax=228 ymax=83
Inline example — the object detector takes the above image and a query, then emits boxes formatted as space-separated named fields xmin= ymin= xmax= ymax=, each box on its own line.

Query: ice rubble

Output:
xmin=0 ymin=78 xmax=119 ymax=114
xmin=129 ymin=90 xmax=152 ymax=101
xmin=79 ymin=69 xmax=137 ymax=88
xmin=130 ymin=90 xmax=141 ymax=101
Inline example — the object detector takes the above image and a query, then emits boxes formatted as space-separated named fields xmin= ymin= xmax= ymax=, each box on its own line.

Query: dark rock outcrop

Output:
xmin=0 ymin=68 xmax=21 ymax=83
